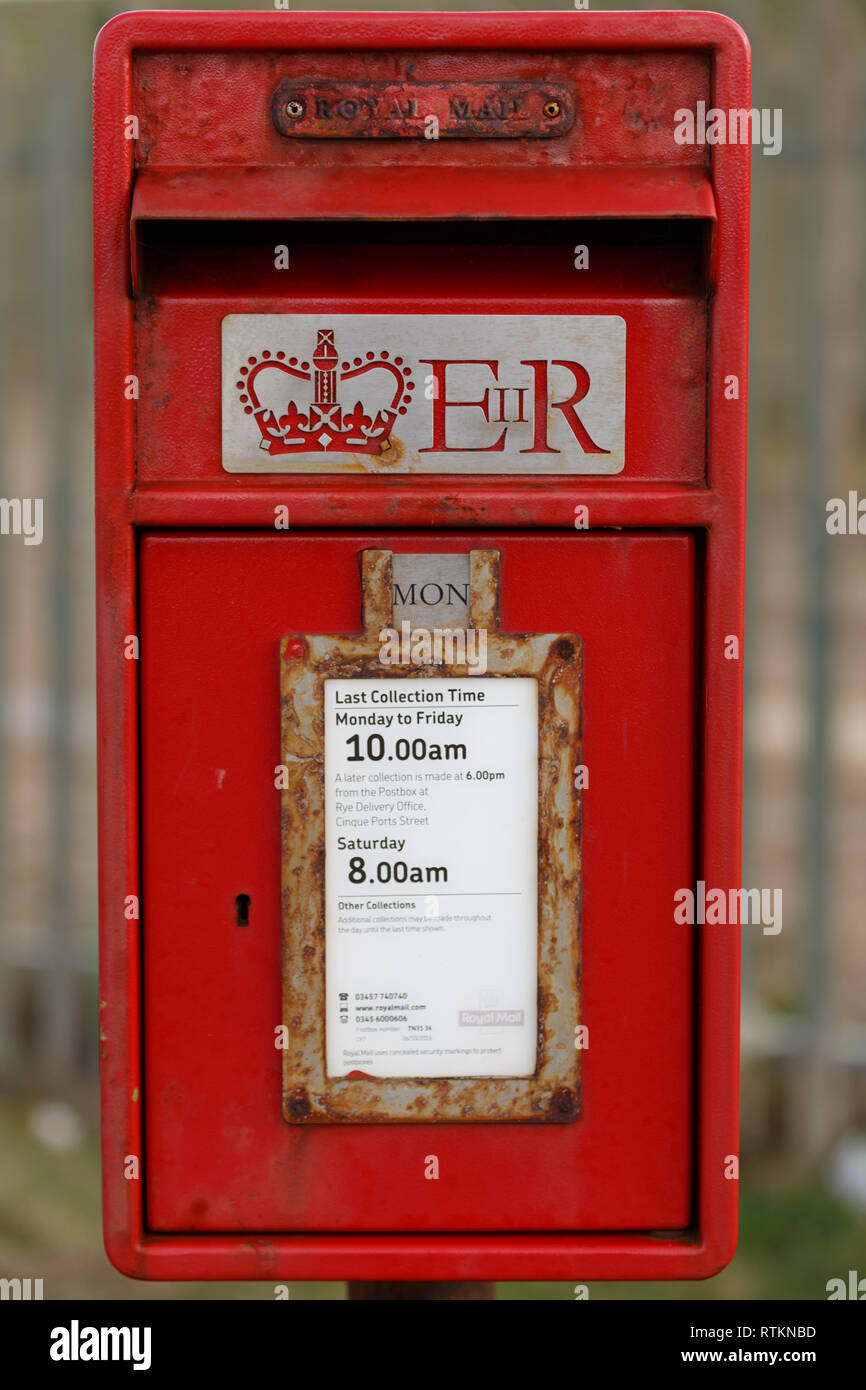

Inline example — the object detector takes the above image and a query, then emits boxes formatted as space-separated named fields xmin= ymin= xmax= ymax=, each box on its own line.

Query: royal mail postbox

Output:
xmin=94 ymin=11 xmax=750 ymax=1282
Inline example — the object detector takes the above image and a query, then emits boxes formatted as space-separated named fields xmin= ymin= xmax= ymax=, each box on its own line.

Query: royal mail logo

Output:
xmin=459 ymin=1009 xmax=525 ymax=1027
xmin=222 ymin=313 xmax=625 ymax=475
xmin=237 ymin=329 xmax=415 ymax=455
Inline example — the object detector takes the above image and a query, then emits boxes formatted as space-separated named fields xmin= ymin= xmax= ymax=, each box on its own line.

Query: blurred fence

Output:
xmin=0 ymin=0 xmax=864 ymax=1163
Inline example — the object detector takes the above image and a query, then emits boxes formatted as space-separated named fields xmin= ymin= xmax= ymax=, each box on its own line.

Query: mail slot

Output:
xmin=94 ymin=11 xmax=750 ymax=1282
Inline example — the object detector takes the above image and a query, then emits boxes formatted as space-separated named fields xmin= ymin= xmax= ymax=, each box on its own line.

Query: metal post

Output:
xmin=348 ymin=1282 xmax=495 ymax=1301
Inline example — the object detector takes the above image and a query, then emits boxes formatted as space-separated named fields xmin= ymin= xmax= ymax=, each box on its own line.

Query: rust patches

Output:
xmin=286 ymin=1090 xmax=311 ymax=1121
xmin=469 ymin=550 xmax=500 ymax=633
xmin=549 ymin=1087 xmax=578 ymax=1120
xmin=361 ymin=548 xmax=394 ymax=636
xmin=280 ymin=548 xmax=582 ymax=1124
xmin=374 ymin=435 xmax=408 ymax=470
xmin=339 ymin=435 xmax=408 ymax=474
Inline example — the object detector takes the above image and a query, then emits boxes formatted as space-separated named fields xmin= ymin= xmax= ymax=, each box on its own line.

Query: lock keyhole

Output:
xmin=234 ymin=893 xmax=251 ymax=927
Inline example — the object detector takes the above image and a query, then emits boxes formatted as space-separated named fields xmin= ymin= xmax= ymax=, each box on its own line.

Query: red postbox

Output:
xmin=94 ymin=10 xmax=749 ymax=1282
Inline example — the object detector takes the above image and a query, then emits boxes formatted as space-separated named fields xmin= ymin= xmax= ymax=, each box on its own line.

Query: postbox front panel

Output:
xmin=140 ymin=530 xmax=695 ymax=1232
xmin=95 ymin=10 xmax=748 ymax=1278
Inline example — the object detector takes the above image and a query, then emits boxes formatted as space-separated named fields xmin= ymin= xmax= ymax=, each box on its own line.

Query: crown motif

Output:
xmin=237 ymin=329 xmax=415 ymax=455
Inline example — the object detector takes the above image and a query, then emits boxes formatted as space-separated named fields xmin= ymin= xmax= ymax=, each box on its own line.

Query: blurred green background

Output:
xmin=0 ymin=0 xmax=864 ymax=1299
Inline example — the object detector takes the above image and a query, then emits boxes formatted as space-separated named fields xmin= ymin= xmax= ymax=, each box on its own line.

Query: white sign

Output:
xmin=222 ymin=313 xmax=625 ymax=474
xmin=324 ymin=676 xmax=538 ymax=1078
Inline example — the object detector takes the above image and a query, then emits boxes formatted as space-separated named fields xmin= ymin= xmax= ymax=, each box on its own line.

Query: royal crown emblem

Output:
xmin=236 ymin=328 xmax=415 ymax=455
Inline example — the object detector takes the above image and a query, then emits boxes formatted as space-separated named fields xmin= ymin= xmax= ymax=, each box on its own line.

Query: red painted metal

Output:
xmin=141 ymin=531 xmax=694 ymax=1228
xmin=94 ymin=10 xmax=749 ymax=1282
xmin=133 ymin=224 xmax=709 ymax=484
xmin=130 ymin=163 xmax=715 ymax=241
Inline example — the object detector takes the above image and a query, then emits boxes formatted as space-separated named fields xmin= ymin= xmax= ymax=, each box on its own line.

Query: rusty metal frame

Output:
xmin=280 ymin=549 xmax=582 ymax=1123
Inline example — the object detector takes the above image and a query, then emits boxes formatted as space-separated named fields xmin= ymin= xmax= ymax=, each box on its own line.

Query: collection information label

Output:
xmin=324 ymin=676 xmax=538 ymax=1078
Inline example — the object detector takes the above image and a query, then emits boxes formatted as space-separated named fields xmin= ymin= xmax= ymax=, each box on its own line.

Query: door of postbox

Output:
xmin=94 ymin=12 xmax=749 ymax=1282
